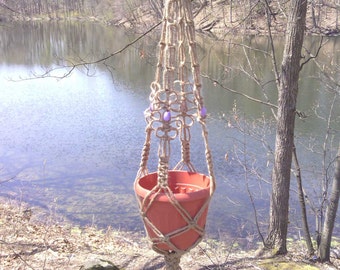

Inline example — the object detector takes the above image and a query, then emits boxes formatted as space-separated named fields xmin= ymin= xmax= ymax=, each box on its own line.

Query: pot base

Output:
xmin=134 ymin=171 xmax=211 ymax=252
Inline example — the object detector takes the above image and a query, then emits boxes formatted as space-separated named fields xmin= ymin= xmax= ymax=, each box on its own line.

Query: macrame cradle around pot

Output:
xmin=134 ymin=0 xmax=216 ymax=269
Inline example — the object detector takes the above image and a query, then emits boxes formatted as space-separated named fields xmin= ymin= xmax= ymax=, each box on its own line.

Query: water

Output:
xmin=0 ymin=21 xmax=339 ymax=240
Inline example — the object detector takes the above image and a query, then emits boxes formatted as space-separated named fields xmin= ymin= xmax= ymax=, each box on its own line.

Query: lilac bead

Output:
xmin=200 ymin=107 xmax=207 ymax=118
xmin=163 ymin=111 xmax=171 ymax=121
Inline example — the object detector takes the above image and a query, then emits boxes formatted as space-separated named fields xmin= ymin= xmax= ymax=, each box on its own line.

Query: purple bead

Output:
xmin=200 ymin=107 xmax=207 ymax=118
xmin=163 ymin=111 xmax=171 ymax=121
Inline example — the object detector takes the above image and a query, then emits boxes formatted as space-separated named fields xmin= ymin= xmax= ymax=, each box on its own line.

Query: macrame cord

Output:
xmin=135 ymin=0 xmax=216 ymax=269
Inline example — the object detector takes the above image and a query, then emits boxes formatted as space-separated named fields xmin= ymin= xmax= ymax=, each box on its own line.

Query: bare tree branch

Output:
xmin=300 ymin=37 xmax=325 ymax=71
xmin=20 ymin=20 xmax=162 ymax=80
xmin=0 ymin=2 xmax=21 ymax=14
xmin=202 ymin=73 xmax=278 ymax=109
xmin=0 ymin=175 xmax=16 ymax=185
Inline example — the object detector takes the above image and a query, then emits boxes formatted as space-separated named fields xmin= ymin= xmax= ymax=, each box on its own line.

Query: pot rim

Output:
xmin=134 ymin=170 xmax=210 ymax=202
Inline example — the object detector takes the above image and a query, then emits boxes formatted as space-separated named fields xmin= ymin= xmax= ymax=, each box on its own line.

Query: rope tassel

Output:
xmin=164 ymin=252 xmax=182 ymax=270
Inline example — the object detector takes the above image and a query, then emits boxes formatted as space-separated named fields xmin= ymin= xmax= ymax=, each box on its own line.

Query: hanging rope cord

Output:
xmin=135 ymin=0 xmax=216 ymax=268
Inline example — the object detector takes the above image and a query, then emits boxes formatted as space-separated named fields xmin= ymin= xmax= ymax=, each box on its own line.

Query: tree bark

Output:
xmin=265 ymin=0 xmax=307 ymax=255
xmin=319 ymin=143 xmax=340 ymax=262
xmin=292 ymin=145 xmax=315 ymax=255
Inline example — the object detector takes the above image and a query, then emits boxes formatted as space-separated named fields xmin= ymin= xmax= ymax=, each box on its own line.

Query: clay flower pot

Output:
xmin=134 ymin=170 xmax=211 ymax=252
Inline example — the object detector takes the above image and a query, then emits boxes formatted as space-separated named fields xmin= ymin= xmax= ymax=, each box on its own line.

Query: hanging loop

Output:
xmin=135 ymin=1 xmax=216 ymax=267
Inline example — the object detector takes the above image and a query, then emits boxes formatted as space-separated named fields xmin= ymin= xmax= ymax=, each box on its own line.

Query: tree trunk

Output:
xmin=319 ymin=143 xmax=340 ymax=262
xmin=311 ymin=0 xmax=318 ymax=28
xmin=292 ymin=145 xmax=315 ymax=255
xmin=265 ymin=0 xmax=307 ymax=255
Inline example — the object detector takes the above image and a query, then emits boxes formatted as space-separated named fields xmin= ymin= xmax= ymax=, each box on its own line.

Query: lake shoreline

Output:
xmin=1 ymin=197 xmax=339 ymax=269
xmin=4 ymin=2 xmax=340 ymax=39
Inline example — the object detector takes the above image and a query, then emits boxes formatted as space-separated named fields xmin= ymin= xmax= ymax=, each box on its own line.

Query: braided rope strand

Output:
xmin=134 ymin=1 xmax=216 ymax=269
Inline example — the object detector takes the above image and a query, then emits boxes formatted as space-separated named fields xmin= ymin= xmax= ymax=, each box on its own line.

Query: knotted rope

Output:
xmin=135 ymin=0 xmax=216 ymax=269
xmin=164 ymin=252 xmax=182 ymax=270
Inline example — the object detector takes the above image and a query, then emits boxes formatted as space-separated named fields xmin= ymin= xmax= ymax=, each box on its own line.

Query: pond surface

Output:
xmin=0 ymin=21 xmax=339 ymax=240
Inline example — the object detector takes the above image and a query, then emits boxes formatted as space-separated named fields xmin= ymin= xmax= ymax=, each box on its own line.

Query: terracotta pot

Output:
xmin=134 ymin=170 xmax=211 ymax=252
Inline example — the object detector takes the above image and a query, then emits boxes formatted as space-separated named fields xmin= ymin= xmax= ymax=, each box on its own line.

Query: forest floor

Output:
xmin=0 ymin=198 xmax=339 ymax=270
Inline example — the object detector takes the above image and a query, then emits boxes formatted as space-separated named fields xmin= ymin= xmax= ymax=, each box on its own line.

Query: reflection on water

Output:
xmin=0 ymin=22 xmax=339 ymax=239
xmin=0 ymin=64 xmax=147 ymax=230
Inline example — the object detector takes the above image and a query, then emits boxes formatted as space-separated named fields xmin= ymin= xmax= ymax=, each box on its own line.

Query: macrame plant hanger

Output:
xmin=134 ymin=0 xmax=216 ymax=269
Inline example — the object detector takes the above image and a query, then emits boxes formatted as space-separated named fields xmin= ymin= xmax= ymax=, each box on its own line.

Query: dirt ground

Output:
xmin=0 ymin=198 xmax=339 ymax=270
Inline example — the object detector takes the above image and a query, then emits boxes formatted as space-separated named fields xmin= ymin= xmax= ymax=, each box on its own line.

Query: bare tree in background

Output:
xmin=264 ymin=0 xmax=308 ymax=254
xmin=319 ymin=143 xmax=340 ymax=261
xmin=313 ymin=53 xmax=340 ymax=262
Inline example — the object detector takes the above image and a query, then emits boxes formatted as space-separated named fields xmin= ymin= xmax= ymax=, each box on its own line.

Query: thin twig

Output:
xmin=201 ymin=73 xmax=278 ymax=109
xmin=300 ymin=37 xmax=325 ymax=71
xmin=19 ymin=21 xmax=162 ymax=80
xmin=0 ymin=240 xmax=36 ymax=270
xmin=0 ymin=175 xmax=16 ymax=185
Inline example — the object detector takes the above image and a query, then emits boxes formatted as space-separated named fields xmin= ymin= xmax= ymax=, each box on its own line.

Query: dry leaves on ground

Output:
xmin=0 ymin=198 xmax=339 ymax=270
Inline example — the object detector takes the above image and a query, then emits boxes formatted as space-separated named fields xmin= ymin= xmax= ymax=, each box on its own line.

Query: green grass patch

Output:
xmin=257 ymin=259 xmax=319 ymax=270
